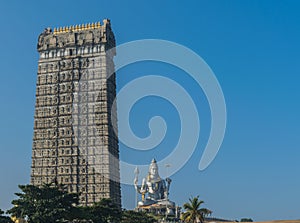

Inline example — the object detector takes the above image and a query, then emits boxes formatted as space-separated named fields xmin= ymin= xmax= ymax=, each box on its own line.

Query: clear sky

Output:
xmin=0 ymin=0 xmax=300 ymax=221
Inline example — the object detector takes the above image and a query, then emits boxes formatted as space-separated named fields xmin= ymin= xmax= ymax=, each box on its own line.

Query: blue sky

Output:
xmin=0 ymin=0 xmax=300 ymax=221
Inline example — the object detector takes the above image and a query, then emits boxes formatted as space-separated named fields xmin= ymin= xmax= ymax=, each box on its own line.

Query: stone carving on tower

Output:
xmin=31 ymin=19 xmax=121 ymax=207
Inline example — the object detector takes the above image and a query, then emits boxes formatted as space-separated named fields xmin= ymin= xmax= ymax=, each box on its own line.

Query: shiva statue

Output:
xmin=134 ymin=159 xmax=174 ymax=207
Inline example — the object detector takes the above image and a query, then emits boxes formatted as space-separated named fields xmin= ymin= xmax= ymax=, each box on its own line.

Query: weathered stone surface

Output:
xmin=37 ymin=19 xmax=115 ymax=52
xmin=31 ymin=19 xmax=121 ymax=207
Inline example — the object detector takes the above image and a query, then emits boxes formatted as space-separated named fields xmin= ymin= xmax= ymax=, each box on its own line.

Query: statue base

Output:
xmin=136 ymin=199 xmax=177 ymax=216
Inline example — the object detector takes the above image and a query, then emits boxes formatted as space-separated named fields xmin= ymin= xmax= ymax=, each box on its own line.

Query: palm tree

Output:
xmin=181 ymin=196 xmax=212 ymax=223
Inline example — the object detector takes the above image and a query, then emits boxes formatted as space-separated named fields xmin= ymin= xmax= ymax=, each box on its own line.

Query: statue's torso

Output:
xmin=146 ymin=178 xmax=165 ymax=200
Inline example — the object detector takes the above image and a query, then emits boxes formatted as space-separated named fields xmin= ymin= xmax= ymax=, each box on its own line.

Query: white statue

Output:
xmin=134 ymin=159 xmax=173 ymax=206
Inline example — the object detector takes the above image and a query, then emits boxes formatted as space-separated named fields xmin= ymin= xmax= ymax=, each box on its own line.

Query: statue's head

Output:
xmin=149 ymin=158 xmax=159 ymax=178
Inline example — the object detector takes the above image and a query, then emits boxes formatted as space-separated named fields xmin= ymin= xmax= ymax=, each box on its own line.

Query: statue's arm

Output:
xmin=134 ymin=178 xmax=147 ymax=194
xmin=134 ymin=177 xmax=141 ymax=193
xmin=135 ymin=184 xmax=142 ymax=194
xmin=164 ymin=178 xmax=172 ymax=198
xmin=166 ymin=177 xmax=172 ymax=189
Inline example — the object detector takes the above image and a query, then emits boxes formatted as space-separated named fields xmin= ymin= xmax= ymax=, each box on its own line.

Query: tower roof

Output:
xmin=37 ymin=19 xmax=115 ymax=52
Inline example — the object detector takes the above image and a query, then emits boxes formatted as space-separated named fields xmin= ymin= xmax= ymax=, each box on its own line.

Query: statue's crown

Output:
xmin=149 ymin=158 xmax=158 ymax=172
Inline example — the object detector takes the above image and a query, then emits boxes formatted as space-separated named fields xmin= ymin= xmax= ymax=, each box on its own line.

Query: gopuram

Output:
xmin=134 ymin=159 xmax=177 ymax=216
xmin=31 ymin=19 xmax=121 ymax=207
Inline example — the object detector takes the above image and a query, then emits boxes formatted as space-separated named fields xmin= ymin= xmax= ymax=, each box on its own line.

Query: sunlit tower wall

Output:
xmin=31 ymin=19 xmax=121 ymax=207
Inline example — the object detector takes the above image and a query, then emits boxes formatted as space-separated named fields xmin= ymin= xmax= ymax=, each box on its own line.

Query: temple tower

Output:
xmin=31 ymin=19 xmax=121 ymax=207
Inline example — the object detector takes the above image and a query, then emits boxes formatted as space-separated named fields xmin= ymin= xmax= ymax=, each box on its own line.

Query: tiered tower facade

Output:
xmin=31 ymin=19 xmax=121 ymax=207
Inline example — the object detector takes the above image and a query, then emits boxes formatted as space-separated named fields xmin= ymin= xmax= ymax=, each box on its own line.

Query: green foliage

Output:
xmin=7 ymin=183 xmax=79 ymax=223
xmin=5 ymin=183 xmax=160 ymax=223
xmin=0 ymin=209 xmax=13 ymax=223
xmin=241 ymin=218 xmax=253 ymax=222
xmin=121 ymin=210 xmax=156 ymax=223
xmin=90 ymin=198 xmax=121 ymax=223
xmin=0 ymin=217 xmax=13 ymax=223
xmin=77 ymin=198 xmax=121 ymax=223
xmin=181 ymin=196 xmax=212 ymax=223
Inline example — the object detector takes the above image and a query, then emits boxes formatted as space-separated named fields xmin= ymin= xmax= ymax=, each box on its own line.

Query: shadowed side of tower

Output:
xmin=31 ymin=19 xmax=121 ymax=207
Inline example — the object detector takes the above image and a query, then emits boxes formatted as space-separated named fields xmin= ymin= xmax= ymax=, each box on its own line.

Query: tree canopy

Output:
xmin=0 ymin=209 xmax=13 ymax=223
xmin=77 ymin=198 xmax=122 ymax=223
xmin=241 ymin=218 xmax=253 ymax=222
xmin=121 ymin=210 xmax=156 ymax=223
xmin=7 ymin=184 xmax=79 ymax=223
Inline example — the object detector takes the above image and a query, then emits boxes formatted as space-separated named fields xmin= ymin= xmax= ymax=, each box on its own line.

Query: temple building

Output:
xmin=30 ymin=19 xmax=121 ymax=207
